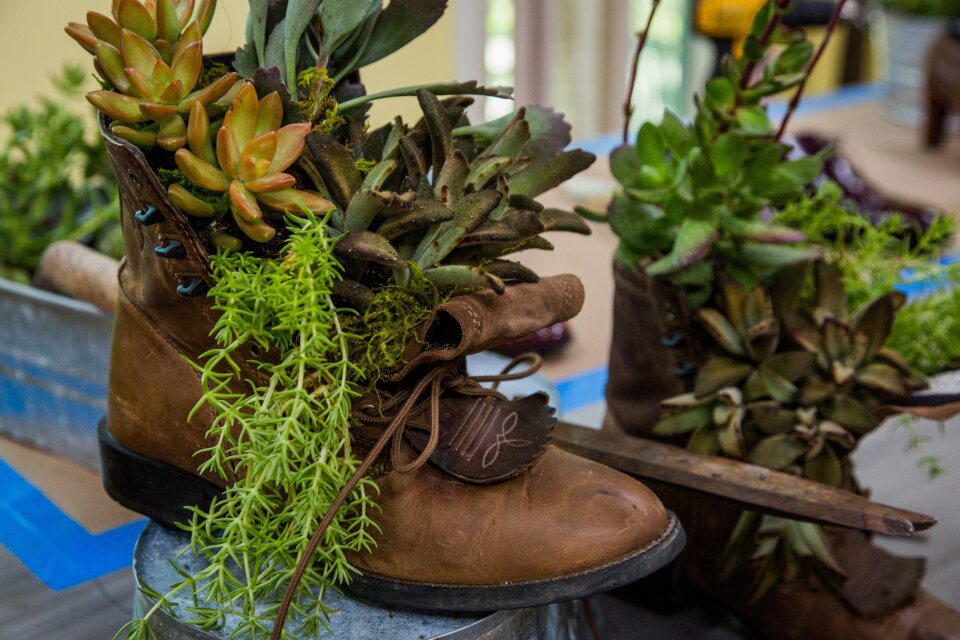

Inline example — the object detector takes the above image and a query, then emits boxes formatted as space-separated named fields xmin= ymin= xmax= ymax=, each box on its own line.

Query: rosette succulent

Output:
xmin=296 ymin=90 xmax=594 ymax=299
xmin=657 ymin=266 xmax=926 ymax=472
xmin=585 ymin=0 xmax=828 ymax=306
xmin=85 ymin=24 xmax=237 ymax=150
xmin=171 ymin=83 xmax=332 ymax=242
xmin=655 ymin=262 xmax=927 ymax=595
xmin=66 ymin=0 xmax=216 ymax=59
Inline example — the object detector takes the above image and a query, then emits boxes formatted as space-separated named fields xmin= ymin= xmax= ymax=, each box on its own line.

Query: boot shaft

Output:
xmin=605 ymin=257 xmax=705 ymax=438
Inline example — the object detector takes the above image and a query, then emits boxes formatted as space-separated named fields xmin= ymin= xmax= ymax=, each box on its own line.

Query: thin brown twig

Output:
xmin=622 ymin=0 xmax=663 ymax=144
xmin=776 ymin=0 xmax=849 ymax=139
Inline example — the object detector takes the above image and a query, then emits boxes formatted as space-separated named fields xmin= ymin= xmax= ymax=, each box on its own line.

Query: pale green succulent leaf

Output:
xmin=855 ymin=363 xmax=910 ymax=397
xmin=319 ymin=0 xmax=379 ymax=63
xmin=283 ymin=0 xmax=323 ymax=90
xmin=740 ymin=243 xmax=821 ymax=269
xmin=804 ymin=445 xmax=842 ymax=487
xmin=507 ymin=149 xmax=595 ymax=198
xmin=354 ymin=0 xmax=447 ymax=70
xmin=698 ymin=308 xmax=745 ymax=356
xmin=694 ymin=357 xmax=752 ymax=397
xmin=749 ymin=434 xmax=805 ymax=470
xmin=826 ymin=395 xmax=878 ymax=434
xmin=423 ymin=265 xmax=502 ymax=294
xmin=654 ymin=406 xmax=711 ymax=435
xmin=539 ymin=208 xmax=591 ymax=235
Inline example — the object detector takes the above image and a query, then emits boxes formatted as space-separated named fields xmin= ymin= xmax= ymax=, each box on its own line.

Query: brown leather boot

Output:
xmin=926 ymin=33 xmax=960 ymax=149
xmin=97 ymin=123 xmax=684 ymax=612
xmin=604 ymin=256 xmax=960 ymax=640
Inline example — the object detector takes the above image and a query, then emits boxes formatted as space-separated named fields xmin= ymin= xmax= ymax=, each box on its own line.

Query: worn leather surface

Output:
xmin=927 ymin=34 xmax=960 ymax=148
xmin=605 ymin=258 xmax=704 ymax=438
xmin=387 ymin=274 xmax=585 ymax=380
xmin=104 ymin=122 xmax=672 ymax=589
xmin=404 ymin=393 xmax=556 ymax=484
xmin=102 ymin=116 xmax=263 ymax=479
xmin=348 ymin=444 xmax=669 ymax=584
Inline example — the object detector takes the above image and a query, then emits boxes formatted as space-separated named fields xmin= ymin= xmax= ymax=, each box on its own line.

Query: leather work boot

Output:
xmin=926 ymin=32 xmax=960 ymax=149
xmin=96 ymin=121 xmax=685 ymax=612
xmin=604 ymin=257 xmax=960 ymax=640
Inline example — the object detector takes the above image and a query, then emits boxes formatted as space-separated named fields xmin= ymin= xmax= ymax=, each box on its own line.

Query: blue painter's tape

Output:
xmin=555 ymin=365 xmax=608 ymax=414
xmin=0 ymin=459 xmax=144 ymax=590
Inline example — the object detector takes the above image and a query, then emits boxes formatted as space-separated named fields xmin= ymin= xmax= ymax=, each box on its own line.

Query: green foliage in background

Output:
xmin=878 ymin=0 xmax=960 ymax=18
xmin=585 ymin=0 xmax=826 ymax=307
xmin=0 ymin=66 xmax=120 ymax=284
xmin=775 ymin=183 xmax=960 ymax=375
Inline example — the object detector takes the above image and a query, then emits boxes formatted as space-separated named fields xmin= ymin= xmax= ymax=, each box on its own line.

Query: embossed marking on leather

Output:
xmin=405 ymin=393 xmax=556 ymax=484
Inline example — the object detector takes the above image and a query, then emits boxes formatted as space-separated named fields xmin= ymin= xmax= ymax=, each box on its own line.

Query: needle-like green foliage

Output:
xmin=774 ymin=183 xmax=960 ymax=375
xmin=118 ymin=212 xmax=382 ymax=639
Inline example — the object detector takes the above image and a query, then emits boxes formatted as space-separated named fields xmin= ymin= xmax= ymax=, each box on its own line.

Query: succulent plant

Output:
xmin=656 ymin=261 xmax=927 ymax=596
xmin=787 ymin=263 xmax=927 ymax=429
xmin=85 ymin=24 xmax=237 ymax=150
xmin=170 ymin=82 xmax=332 ymax=242
xmin=585 ymin=0 xmax=829 ymax=306
xmin=235 ymin=0 xmax=448 ymax=94
xmin=294 ymin=90 xmax=594 ymax=300
xmin=66 ymin=0 xmax=216 ymax=60
xmin=658 ymin=266 xmax=925 ymax=471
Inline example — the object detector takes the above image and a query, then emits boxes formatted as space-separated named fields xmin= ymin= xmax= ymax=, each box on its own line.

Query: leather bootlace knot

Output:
xmin=270 ymin=353 xmax=543 ymax=639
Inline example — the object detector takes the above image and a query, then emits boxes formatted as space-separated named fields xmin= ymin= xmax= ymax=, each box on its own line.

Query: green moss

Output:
xmin=298 ymin=68 xmax=347 ymax=135
xmin=356 ymin=265 xmax=449 ymax=380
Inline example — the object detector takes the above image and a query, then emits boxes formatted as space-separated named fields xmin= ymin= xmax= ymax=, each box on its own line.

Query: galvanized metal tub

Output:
xmin=132 ymin=523 xmax=586 ymax=640
xmin=0 ymin=277 xmax=111 ymax=469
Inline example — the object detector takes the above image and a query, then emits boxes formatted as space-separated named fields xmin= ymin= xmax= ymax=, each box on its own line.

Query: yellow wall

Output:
xmin=0 ymin=0 xmax=456 ymax=125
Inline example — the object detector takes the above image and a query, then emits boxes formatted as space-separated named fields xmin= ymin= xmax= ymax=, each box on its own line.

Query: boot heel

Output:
xmin=98 ymin=419 xmax=223 ymax=528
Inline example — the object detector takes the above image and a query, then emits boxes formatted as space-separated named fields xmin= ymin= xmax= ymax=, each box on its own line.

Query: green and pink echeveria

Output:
xmin=85 ymin=23 xmax=237 ymax=150
xmin=66 ymin=0 xmax=216 ymax=61
xmin=171 ymin=83 xmax=332 ymax=242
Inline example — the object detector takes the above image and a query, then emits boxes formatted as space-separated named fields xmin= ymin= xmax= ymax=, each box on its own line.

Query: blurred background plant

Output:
xmin=876 ymin=0 xmax=960 ymax=17
xmin=0 ymin=65 xmax=120 ymax=284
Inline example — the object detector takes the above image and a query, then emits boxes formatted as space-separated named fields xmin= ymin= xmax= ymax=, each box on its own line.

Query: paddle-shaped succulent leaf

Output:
xmin=86 ymin=25 xmax=237 ymax=150
xmin=789 ymin=263 xmax=926 ymax=418
xmin=295 ymin=91 xmax=594 ymax=296
xmin=587 ymin=10 xmax=829 ymax=305
xmin=67 ymin=0 xmax=216 ymax=62
xmin=171 ymin=83 xmax=332 ymax=242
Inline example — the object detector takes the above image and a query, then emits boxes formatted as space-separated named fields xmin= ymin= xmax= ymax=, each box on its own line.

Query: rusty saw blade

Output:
xmin=553 ymin=421 xmax=935 ymax=537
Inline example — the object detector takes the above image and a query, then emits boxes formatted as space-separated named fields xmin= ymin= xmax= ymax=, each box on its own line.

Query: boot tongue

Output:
xmin=404 ymin=392 xmax=556 ymax=484
xmin=384 ymin=275 xmax=584 ymax=382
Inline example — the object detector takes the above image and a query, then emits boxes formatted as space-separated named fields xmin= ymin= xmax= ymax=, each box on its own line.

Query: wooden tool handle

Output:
xmin=35 ymin=241 xmax=120 ymax=314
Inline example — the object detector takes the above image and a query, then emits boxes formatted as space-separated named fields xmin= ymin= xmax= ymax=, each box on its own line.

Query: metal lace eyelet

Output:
xmin=155 ymin=239 xmax=186 ymax=258
xmin=672 ymin=362 xmax=697 ymax=378
xmin=661 ymin=332 xmax=685 ymax=348
xmin=176 ymin=277 xmax=208 ymax=297
xmin=134 ymin=204 xmax=161 ymax=226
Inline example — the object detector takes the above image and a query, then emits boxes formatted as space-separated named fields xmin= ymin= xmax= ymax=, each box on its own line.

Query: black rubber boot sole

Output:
xmin=98 ymin=419 xmax=223 ymax=528
xmin=346 ymin=512 xmax=685 ymax=612
xmin=99 ymin=418 xmax=686 ymax=611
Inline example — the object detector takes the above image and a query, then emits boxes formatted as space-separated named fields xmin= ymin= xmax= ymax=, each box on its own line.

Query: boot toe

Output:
xmin=349 ymin=445 xmax=672 ymax=586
